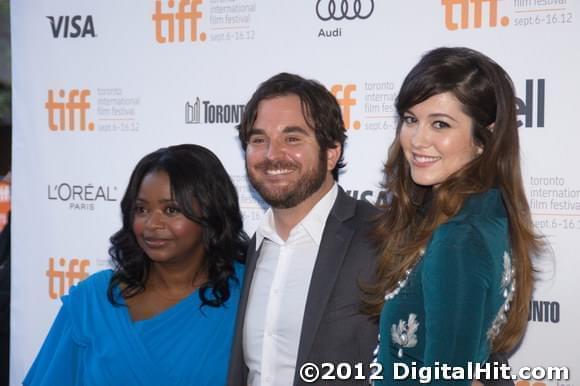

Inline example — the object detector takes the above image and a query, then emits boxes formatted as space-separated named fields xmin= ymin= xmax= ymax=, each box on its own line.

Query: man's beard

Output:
xmin=247 ymin=151 xmax=327 ymax=209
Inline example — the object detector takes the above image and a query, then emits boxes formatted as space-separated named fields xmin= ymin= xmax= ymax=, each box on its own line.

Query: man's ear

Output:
xmin=326 ymin=142 xmax=341 ymax=172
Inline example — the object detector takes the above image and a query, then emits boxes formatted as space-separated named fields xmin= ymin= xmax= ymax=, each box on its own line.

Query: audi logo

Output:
xmin=316 ymin=0 xmax=375 ymax=21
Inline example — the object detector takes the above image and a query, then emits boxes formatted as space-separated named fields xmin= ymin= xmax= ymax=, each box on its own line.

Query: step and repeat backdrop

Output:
xmin=10 ymin=0 xmax=579 ymax=384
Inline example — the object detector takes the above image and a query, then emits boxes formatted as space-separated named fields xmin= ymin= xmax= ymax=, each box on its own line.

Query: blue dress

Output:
xmin=376 ymin=189 xmax=513 ymax=385
xmin=24 ymin=262 xmax=245 ymax=386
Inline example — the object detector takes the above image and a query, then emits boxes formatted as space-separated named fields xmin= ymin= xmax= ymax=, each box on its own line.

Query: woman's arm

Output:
xmin=23 ymin=304 xmax=82 ymax=386
xmin=422 ymin=222 xmax=495 ymax=371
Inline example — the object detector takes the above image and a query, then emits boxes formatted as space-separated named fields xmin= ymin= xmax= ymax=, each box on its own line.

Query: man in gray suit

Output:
xmin=227 ymin=72 xmax=514 ymax=386
xmin=227 ymin=72 xmax=378 ymax=386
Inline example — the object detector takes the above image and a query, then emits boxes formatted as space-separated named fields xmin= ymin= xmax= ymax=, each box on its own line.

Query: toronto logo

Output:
xmin=185 ymin=97 xmax=244 ymax=124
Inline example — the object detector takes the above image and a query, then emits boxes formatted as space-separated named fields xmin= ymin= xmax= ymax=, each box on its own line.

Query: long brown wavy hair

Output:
xmin=366 ymin=47 xmax=543 ymax=353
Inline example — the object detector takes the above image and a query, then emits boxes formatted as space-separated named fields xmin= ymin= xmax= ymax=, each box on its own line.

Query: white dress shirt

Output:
xmin=243 ymin=183 xmax=338 ymax=386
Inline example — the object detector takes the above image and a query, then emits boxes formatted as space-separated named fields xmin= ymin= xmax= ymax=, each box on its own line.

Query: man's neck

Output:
xmin=271 ymin=177 xmax=335 ymax=241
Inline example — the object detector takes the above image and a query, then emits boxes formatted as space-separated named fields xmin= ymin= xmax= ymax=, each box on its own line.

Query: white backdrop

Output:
xmin=10 ymin=0 xmax=580 ymax=384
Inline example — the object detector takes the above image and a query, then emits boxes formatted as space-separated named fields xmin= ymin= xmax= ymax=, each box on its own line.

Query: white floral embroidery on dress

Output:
xmin=391 ymin=313 xmax=419 ymax=358
xmin=487 ymin=251 xmax=515 ymax=341
xmin=369 ymin=249 xmax=424 ymax=385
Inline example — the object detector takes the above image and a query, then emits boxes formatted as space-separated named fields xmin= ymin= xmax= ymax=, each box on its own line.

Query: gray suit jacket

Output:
xmin=227 ymin=187 xmax=379 ymax=386
xmin=225 ymin=187 xmax=515 ymax=386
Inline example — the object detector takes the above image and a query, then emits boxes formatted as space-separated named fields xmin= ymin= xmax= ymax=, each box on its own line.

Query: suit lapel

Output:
xmin=294 ymin=188 xmax=356 ymax=376
xmin=238 ymin=236 xmax=260 ymax=328
xmin=228 ymin=236 xmax=261 ymax=385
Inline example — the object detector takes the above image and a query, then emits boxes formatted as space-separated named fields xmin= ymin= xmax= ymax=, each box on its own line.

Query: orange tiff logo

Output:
xmin=45 ymin=89 xmax=95 ymax=131
xmin=153 ymin=0 xmax=206 ymax=43
xmin=0 ymin=182 xmax=9 ymax=232
xmin=46 ymin=257 xmax=90 ymax=299
xmin=330 ymin=84 xmax=360 ymax=130
xmin=442 ymin=0 xmax=509 ymax=30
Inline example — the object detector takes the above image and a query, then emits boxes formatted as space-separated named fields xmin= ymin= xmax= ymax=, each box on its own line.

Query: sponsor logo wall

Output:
xmin=10 ymin=0 xmax=580 ymax=384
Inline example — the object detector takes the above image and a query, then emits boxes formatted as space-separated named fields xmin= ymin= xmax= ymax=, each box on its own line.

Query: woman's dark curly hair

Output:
xmin=107 ymin=144 xmax=248 ymax=308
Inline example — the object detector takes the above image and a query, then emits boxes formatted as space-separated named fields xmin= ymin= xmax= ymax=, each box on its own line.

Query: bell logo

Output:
xmin=45 ymin=89 xmax=95 ymax=132
xmin=152 ymin=0 xmax=206 ymax=43
xmin=330 ymin=84 xmax=360 ymax=130
xmin=516 ymin=79 xmax=545 ymax=128
xmin=46 ymin=257 xmax=90 ymax=299
xmin=442 ymin=0 xmax=509 ymax=30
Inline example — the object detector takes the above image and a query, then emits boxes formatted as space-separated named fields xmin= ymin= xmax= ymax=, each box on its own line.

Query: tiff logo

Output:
xmin=331 ymin=84 xmax=360 ymax=130
xmin=153 ymin=0 xmax=206 ymax=43
xmin=47 ymin=15 xmax=96 ymax=38
xmin=45 ymin=89 xmax=95 ymax=131
xmin=442 ymin=0 xmax=510 ymax=30
xmin=185 ymin=97 xmax=201 ymax=123
xmin=46 ymin=257 xmax=90 ymax=299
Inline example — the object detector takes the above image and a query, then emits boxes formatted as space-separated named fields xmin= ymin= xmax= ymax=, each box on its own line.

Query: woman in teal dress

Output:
xmin=24 ymin=144 xmax=248 ymax=386
xmin=367 ymin=47 xmax=543 ymax=385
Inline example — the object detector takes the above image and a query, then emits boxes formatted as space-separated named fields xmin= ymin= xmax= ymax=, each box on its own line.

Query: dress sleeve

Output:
xmin=23 ymin=303 xmax=83 ymax=386
xmin=421 ymin=222 xmax=494 ymax=374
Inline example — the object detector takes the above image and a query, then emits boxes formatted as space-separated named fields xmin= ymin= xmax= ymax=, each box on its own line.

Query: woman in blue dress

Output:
xmin=367 ymin=47 xmax=543 ymax=385
xmin=24 ymin=144 xmax=248 ymax=386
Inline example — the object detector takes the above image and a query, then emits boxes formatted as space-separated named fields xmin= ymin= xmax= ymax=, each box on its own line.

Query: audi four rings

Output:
xmin=316 ymin=0 xmax=375 ymax=21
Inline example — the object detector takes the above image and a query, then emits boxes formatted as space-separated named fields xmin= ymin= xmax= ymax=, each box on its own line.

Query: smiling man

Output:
xmin=227 ymin=73 xmax=379 ymax=386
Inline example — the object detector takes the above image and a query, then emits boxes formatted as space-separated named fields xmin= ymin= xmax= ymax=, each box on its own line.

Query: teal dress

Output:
xmin=376 ymin=189 xmax=514 ymax=385
xmin=24 ymin=262 xmax=244 ymax=386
